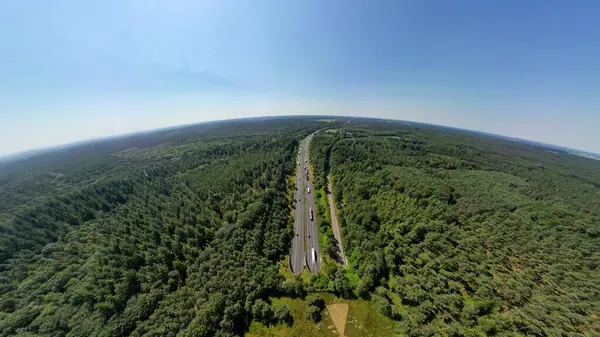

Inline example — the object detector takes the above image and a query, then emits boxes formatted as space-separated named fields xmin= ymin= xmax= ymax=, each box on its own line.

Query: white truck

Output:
xmin=309 ymin=208 xmax=313 ymax=220
xmin=311 ymin=248 xmax=316 ymax=262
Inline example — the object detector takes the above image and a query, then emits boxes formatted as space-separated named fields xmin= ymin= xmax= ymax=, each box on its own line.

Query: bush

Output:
xmin=309 ymin=275 xmax=330 ymax=291
xmin=305 ymin=305 xmax=322 ymax=323
xmin=251 ymin=299 xmax=273 ymax=323
xmin=281 ymin=278 xmax=305 ymax=297
xmin=273 ymin=304 xmax=292 ymax=326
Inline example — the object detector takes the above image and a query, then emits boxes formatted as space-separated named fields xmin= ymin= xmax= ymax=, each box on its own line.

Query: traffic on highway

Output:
xmin=290 ymin=134 xmax=321 ymax=274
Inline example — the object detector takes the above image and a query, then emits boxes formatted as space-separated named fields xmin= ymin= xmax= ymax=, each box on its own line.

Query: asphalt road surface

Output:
xmin=304 ymin=134 xmax=322 ymax=273
xmin=290 ymin=143 xmax=306 ymax=275
xmin=290 ymin=134 xmax=322 ymax=274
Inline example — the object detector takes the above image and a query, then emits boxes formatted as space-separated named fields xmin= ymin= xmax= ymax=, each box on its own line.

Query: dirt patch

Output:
xmin=327 ymin=303 xmax=349 ymax=336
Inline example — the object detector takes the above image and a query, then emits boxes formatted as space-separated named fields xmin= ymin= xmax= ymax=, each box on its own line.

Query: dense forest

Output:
xmin=2 ymin=116 xmax=599 ymax=336
xmin=0 ymin=117 xmax=340 ymax=336
xmin=309 ymin=120 xmax=600 ymax=336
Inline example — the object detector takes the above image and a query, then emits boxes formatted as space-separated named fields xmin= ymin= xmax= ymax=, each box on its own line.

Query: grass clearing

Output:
xmin=247 ymin=296 xmax=337 ymax=337
xmin=246 ymin=293 xmax=397 ymax=337
xmin=344 ymin=298 xmax=397 ymax=337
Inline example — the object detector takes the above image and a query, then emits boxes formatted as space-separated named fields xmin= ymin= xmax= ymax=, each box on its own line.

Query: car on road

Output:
xmin=307 ymin=186 xmax=310 ymax=193
xmin=311 ymin=248 xmax=316 ymax=262
xmin=309 ymin=208 xmax=313 ymax=220
xmin=305 ymin=159 xmax=307 ymax=163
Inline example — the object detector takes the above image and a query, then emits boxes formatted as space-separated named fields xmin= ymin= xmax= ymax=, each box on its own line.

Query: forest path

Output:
xmin=327 ymin=174 xmax=347 ymax=266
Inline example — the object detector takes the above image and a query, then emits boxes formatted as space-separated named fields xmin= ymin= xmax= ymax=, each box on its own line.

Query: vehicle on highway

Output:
xmin=311 ymin=248 xmax=316 ymax=262
xmin=307 ymin=186 xmax=310 ymax=193
xmin=305 ymin=159 xmax=307 ymax=163
xmin=309 ymin=208 xmax=313 ymax=220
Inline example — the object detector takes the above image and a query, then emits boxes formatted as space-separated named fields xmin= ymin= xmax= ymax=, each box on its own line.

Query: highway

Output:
xmin=290 ymin=143 xmax=305 ymax=275
xmin=304 ymin=134 xmax=321 ymax=273
xmin=290 ymin=134 xmax=322 ymax=274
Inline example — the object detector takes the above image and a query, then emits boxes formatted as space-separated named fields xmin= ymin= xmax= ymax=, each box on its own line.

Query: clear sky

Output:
xmin=1 ymin=0 xmax=599 ymax=155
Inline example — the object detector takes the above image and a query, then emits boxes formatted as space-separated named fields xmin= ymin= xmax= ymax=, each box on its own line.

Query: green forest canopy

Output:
xmin=0 ymin=117 xmax=338 ymax=336
xmin=1 ymin=116 xmax=599 ymax=336
xmin=308 ymin=119 xmax=600 ymax=336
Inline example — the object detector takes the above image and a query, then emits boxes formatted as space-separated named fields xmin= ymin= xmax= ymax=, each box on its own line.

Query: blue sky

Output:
xmin=1 ymin=0 xmax=599 ymax=155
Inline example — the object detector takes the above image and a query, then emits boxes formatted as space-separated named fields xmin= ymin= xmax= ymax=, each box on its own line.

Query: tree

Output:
xmin=251 ymin=299 xmax=273 ymax=323
xmin=331 ymin=266 xmax=353 ymax=298
xmin=281 ymin=278 xmax=306 ymax=297
xmin=333 ymin=183 xmax=343 ymax=204
xmin=273 ymin=304 xmax=292 ymax=326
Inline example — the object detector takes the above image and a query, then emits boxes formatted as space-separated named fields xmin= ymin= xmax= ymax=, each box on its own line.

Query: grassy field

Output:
xmin=246 ymin=293 xmax=398 ymax=337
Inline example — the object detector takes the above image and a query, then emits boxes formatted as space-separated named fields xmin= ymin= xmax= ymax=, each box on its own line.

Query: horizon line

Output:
xmin=1 ymin=115 xmax=598 ymax=163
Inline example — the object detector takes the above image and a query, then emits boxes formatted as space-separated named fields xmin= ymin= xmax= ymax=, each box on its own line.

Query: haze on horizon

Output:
xmin=1 ymin=0 xmax=599 ymax=156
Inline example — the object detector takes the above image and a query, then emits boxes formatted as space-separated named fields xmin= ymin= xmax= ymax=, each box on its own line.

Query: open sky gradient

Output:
xmin=1 ymin=0 xmax=599 ymax=155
